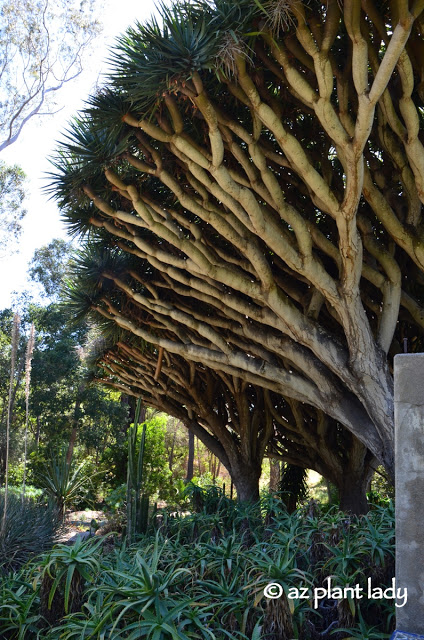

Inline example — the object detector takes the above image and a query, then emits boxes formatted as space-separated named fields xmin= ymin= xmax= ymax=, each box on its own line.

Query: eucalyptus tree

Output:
xmin=0 ymin=0 xmax=100 ymax=152
xmin=50 ymin=0 xmax=424 ymax=483
xmin=28 ymin=238 xmax=72 ymax=299
xmin=0 ymin=161 xmax=26 ymax=257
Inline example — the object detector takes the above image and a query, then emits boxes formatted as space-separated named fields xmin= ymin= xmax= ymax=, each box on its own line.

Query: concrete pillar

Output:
xmin=394 ymin=353 xmax=424 ymax=634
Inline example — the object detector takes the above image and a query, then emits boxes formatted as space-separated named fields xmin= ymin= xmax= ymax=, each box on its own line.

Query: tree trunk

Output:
xmin=186 ymin=430 xmax=194 ymax=482
xmin=66 ymin=425 xmax=78 ymax=465
xmin=335 ymin=440 xmax=376 ymax=515
xmin=216 ymin=459 xmax=221 ymax=479
xmin=66 ymin=390 xmax=84 ymax=464
xmin=234 ymin=466 xmax=261 ymax=503
xmin=269 ymin=458 xmax=280 ymax=491
xmin=339 ymin=476 xmax=369 ymax=515
xmin=196 ymin=436 xmax=201 ymax=475
xmin=35 ymin=415 xmax=41 ymax=449
xmin=169 ymin=430 xmax=177 ymax=472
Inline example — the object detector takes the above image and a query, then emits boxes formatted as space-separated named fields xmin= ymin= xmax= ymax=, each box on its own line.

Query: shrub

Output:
xmin=0 ymin=493 xmax=62 ymax=574
xmin=0 ymin=484 xmax=43 ymax=501
xmin=104 ymin=483 xmax=126 ymax=512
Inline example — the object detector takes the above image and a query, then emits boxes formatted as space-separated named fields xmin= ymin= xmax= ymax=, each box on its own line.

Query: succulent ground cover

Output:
xmin=0 ymin=493 xmax=395 ymax=639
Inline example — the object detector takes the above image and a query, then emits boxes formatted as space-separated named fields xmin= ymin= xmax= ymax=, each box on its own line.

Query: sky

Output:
xmin=0 ymin=0 xmax=158 ymax=308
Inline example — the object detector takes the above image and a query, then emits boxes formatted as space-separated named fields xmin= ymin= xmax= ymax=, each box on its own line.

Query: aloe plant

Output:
xmin=0 ymin=493 xmax=397 ymax=638
xmin=336 ymin=605 xmax=391 ymax=639
xmin=0 ymin=569 xmax=41 ymax=639
xmin=36 ymin=535 xmax=104 ymax=625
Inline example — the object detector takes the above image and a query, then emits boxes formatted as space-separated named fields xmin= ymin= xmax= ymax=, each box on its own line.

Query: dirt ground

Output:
xmin=58 ymin=510 xmax=106 ymax=543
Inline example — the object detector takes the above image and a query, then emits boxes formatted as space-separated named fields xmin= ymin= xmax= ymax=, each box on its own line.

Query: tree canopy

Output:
xmin=28 ymin=238 xmax=72 ymax=299
xmin=0 ymin=0 xmax=100 ymax=151
xmin=0 ymin=161 xmax=26 ymax=256
xmin=50 ymin=0 xmax=424 ymax=487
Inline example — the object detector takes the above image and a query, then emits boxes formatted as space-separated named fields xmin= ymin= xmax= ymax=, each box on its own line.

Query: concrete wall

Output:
xmin=395 ymin=353 xmax=424 ymax=633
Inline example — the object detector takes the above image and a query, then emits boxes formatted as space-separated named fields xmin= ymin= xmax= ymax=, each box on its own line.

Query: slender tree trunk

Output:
xmin=66 ymin=392 xmax=83 ymax=464
xmin=2 ymin=314 xmax=20 ymax=535
xmin=196 ymin=436 xmax=201 ymax=475
xmin=35 ymin=416 xmax=41 ymax=449
xmin=22 ymin=324 xmax=35 ymax=502
xmin=169 ymin=430 xmax=177 ymax=472
xmin=186 ymin=430 xmax=194 ymax=482
xmin=0 ymin=398 xmax=6 ymax=429
xmin=269 ymin=458 xmax=280 ymax=492
xmin=66 ymin=426 xmax=78 ymax=465
xmin=325 ymin=479 xmax=337 ymax=504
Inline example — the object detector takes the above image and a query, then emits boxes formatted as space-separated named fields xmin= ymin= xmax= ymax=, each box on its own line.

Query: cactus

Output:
xmin=126 ymin=399 xmax=149 ymax=542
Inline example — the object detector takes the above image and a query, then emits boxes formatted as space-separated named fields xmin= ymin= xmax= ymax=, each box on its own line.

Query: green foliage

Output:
xmin=28 ymin=238 xmax=72 ymax=299
xmin=139 ymin=415 xmax=172 ymax=499
xmin=0 ymin=496 xmax=396 ymax=638
xmin=104 ymin=483 xmax=126 ymax=512
xmin=126 ymin=399 xmax=148 ymax=541
xmin=0 ymin=568 xmax=41 ymax=640
xmin=0 ymin=161 xmax=26 ymax=255
xmin=185 ymin=482 xmax=231 ymax=515
xmin=36 ymin=536 xmax=104 ymax=620
xmin=279 ymin=463 xmax=309 ymax=513
xmin=0 ymin=484 xmax=43 ymax=501
xmin=369 ymin=467 xmax=395 ymax=508
xmin=36 ymin=452 xmax=92 ymax=514
xmin=0 ymin=493 xmax=62 ymax=574
xmin=102 ymin=414 xmax=172 ymax=501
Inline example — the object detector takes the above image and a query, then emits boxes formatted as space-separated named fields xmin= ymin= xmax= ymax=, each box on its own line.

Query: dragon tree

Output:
xmin=80 ymin=298 xmax=375 ymax=509
xmin=51 ymin=0 xmax=424 ymax=490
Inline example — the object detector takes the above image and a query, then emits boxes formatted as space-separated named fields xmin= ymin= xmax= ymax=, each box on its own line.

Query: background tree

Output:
xmin=0 ymin=161 xmax=26 ymax=256
xmin=28 ymin=238 xmax=72 ymax=299
xmin=0 ymin=0 xmax=101 ymax=151
xmin=1 ymin=313 xmax=19 ymax=532
xmin=0 ymin=0 xmax=101 ymax=258
xmin=0 ymin=310 xmax=26 ymax=481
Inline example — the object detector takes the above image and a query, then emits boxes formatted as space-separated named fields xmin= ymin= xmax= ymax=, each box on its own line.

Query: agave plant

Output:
xmin=0 ymin=493 xmax=62 ymax=574
xmin=36 ymin=452 xmax=92 ymax=515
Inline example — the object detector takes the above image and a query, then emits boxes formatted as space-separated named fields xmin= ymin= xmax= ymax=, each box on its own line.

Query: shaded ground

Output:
xmin=58 ymin=510 xmax=106 ymax=543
